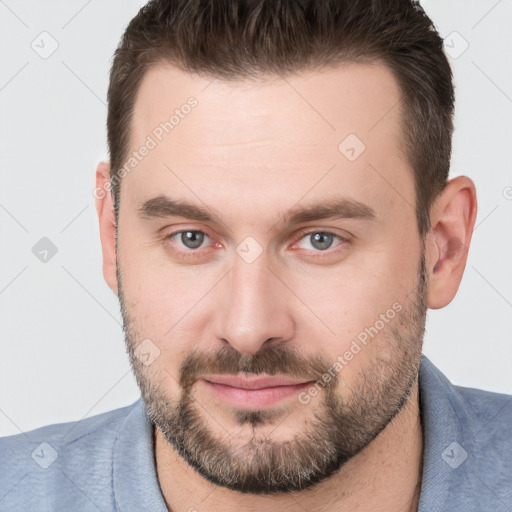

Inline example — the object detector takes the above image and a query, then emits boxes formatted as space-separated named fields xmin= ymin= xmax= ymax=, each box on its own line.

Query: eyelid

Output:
xmin=291 ymin=228 xmax=350 ymax=251
xmin=165 ymin=229 xmax=214 ymax=250
xmin=163 ymin=227 xmax=351 ymax=254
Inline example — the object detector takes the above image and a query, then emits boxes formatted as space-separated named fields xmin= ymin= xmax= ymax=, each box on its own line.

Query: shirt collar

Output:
xmin=113 ymin=398 xmax=168 ymax=511
xmin=415 ymin=354 xmax=509 ymax=510
xmin=416 ymin=354 xmax=475 ymax=509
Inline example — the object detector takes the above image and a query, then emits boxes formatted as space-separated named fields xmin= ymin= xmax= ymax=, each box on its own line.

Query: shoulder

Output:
xmin=455 ymin=383 xmax=512 ymax=426
xmin=418 ymin=356 xmax=512 ymax=510
xmin=453 ymin=383 xmax=512 ymax=457
xmin=0 ymin=399 xmax=137 ymax=458
xmin=453 ymin=384 xmax=512 ymax=507
xmin=420 ymin=355 xmax=512 ymax=434
xmin=0 ymin=399 xmax=141 ymax=511
xmin=421 ymin=356 xmax=512 ymax=444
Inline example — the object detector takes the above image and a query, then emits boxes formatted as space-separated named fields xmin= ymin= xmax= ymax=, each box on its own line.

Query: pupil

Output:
xmin=182 ymin=231 xmax=204 ymax=249
xmin=311 ymin=232 xmax=333 ymax=250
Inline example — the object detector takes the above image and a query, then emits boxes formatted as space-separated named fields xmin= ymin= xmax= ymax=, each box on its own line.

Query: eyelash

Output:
xmin=164 ymin=228 xmax=350 ymax=258
xmin=293 ymin=230 xmax=348 ymax=251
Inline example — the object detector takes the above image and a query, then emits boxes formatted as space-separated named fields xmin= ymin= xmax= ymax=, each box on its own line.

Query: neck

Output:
xmin=154 ymin=382 xmax=423 ymax=512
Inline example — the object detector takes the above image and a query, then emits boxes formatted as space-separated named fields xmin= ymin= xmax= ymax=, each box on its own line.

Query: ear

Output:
xmin=425 ymin=176 xmax=477 ymax=309
xmin=94 ymin=161 xmax=118 ymax=294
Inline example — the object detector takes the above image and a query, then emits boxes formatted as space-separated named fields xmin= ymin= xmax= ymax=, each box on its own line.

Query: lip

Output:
xmin=201 ymin=375 xmax=314 ymax=409
xmin=203 ymin=375 xmax=312 ymax=389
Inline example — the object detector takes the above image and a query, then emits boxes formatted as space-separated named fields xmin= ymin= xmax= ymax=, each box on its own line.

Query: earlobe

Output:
xmin=426 ymin=176 xmax=477 ymax=309
xmin=95 ymin=161 xmax=119 ymax=294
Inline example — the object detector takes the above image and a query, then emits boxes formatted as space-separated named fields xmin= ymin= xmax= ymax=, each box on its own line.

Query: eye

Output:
xmin=296 ymin=231 xmax=347 ymax=252
xmin=168 ymin=230 xmax=210 ymax=250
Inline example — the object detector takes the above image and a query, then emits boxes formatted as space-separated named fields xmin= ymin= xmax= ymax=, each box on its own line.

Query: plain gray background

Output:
xmin=1 ymin=0 xmax=511 ymax=437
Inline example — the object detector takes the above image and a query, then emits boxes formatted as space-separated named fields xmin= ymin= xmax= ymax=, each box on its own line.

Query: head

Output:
xmin=95 ymin=0 xmax=477 ymax=495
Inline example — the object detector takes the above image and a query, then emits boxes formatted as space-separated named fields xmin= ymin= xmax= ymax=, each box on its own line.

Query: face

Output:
xmin=115 ymin=62 xmax=428 ymax=493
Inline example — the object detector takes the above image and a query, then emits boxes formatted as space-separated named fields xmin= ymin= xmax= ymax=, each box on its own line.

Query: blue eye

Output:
xmin=297 ymin=231 xmax=345 ymax=251
xmin=170 ymin=230 xmax=209 ymax=250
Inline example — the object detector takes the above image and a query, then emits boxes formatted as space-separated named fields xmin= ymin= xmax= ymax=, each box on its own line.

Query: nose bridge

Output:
xmin=215 ymin=251 xmax=293 ymax=355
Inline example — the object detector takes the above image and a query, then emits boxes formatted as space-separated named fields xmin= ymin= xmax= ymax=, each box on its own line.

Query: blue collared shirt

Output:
xmin=1 ymin=355 xmax=511 ymax=511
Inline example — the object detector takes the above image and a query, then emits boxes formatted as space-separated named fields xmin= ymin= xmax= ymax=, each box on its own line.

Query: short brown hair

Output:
xmin=107 ymin=0 xmax=454 ymax=237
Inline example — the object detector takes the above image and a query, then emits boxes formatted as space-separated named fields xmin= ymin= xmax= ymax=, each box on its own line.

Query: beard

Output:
xmin=117 ymin=252 xmax=428 ymax=495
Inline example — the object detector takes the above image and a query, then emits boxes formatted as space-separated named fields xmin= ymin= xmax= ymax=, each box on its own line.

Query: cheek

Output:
xmin=300 ymin=244 xmax=418 ymax=371
xmin=118 ymin=243 xmax=217 ymax=375
xmin=120 ymin=275 xmax=192 ymax=391
xmin=118 ymin=232 xmax=183 ymax=322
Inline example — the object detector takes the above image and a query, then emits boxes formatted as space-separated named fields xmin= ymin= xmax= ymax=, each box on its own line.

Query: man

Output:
xmin=1 ymin=0 xmax=510 ymax=510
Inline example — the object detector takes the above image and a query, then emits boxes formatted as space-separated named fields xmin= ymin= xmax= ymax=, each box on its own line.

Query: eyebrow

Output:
xmin=137 ymin=194 xmax=376 ymax=228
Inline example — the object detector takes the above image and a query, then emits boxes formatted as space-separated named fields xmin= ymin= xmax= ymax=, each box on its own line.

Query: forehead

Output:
xmin=132 ymin=60 xmax=404 ymax=148
xmin=125 ymin=61 xmax=413 ymax=226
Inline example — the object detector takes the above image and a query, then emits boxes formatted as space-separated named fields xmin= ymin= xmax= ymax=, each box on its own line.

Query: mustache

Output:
xmin=179 ymin=344 xmax=335 ymax=390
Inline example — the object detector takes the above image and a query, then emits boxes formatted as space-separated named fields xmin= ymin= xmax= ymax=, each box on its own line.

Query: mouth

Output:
xmin=201 ymin=375 xmax=314 ymax=409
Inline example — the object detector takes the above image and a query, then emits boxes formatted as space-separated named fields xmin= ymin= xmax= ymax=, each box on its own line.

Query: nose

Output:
xmin=214 ymin=253 xmax=295 ymax=355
